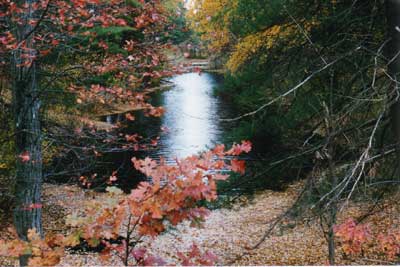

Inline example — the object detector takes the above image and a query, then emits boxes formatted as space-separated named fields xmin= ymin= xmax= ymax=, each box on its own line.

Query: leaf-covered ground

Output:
xmin=1 ymin=182 xmax=399 ymax=266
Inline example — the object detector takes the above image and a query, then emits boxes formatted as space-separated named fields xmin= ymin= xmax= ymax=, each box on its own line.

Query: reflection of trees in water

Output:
xmin=47 ymin=73 xmax=235 ymax=192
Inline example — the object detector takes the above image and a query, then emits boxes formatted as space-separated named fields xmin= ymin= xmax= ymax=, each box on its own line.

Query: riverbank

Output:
xmin=48 ymin=83 xmax=174 ymax=132
xmin=94 ymin=83 xmax=174 ymax=117
xmin=1 ymin=181 xmax=398 ymax=266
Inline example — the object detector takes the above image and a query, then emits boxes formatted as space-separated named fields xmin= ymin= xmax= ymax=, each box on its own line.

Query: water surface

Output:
xmin=153 ymin=72 xmax=226 ymax=159
xmin=99 ymin=72 xmax=232 ymax=188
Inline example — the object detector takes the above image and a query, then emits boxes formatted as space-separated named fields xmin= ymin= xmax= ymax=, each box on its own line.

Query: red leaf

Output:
xmin=231 ymin=159 xmax=246 ymax=174
xmin=144 ymin=255 xmax=166 ymax=266
xmin=151 ymin=138 xmax=158 ymax=147
xmin=240 ymin=140 xmax=252 ymax=153
xmin=19 ymin=151 xmax=30 ymax=163
xmin=212 ymin=144 xmax=225 ymax=157
xmin=132 ymin=248 xmax=146 ymax=260
xmin=125 ymin=113 xmax=135 ymax=121
xmin=51 ymin=39 xmax=59 ymax=46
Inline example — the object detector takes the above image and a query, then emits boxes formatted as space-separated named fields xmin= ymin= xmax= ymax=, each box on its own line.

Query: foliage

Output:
xmin=161 ymin=0 xmax=193 ymax=45
xmin=0 ymin=0 xmax=172 ymax=111
xmin=334 ymin=218 xmax=371 ymax=255
xmin=187 ymin=0 xmax=236 ymax=53
xmin=227 ymin=21 xmax=317 ymax=72
xmin=191 ymin=0 xmax=391 ymax=191
xmin=0 ymin=2 xmax=181 ymax=266
xmin=0 ymin=0 xmax=177 ymax=192
xmin=335 ymin=218 xmax=400 ymax=261
xmin=0 ymin=142 xmax=251 ymax=266
xmin=0 ymin=228 xmax=64 ymax=267
xmin=190 ymin=0 xmax=399 ymax=264
xmin=0 ymin=99 xmax=15 ymax=215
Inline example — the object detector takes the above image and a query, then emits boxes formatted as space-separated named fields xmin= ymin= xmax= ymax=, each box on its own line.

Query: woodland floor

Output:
xmin=1 ymin=181 xmax=399 ymax=266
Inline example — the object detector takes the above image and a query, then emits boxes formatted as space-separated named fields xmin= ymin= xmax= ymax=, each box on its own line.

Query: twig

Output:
xmin=220 ymin=50 xmax=359 ymax=122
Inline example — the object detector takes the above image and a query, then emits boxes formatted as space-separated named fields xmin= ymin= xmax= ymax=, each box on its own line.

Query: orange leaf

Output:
xmin=231 ymin=159 xmax=246 ymax=174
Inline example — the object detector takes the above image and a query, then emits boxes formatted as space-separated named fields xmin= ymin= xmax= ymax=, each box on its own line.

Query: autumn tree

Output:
xmin=187 ymin=0 xmax=235 ymax=54
xmin=190 ymin=0 xmax=399 ymax=264
xmin=0 ymin=0 xmax=169 ymax=264
xmin=162 ymin=0 xmax=193 ymax=45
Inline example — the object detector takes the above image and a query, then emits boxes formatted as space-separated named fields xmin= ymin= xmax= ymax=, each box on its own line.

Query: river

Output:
xmin=99 ymin=72 xmax=234 ymax=189
xmin=149 ymin=72 xmax=228 ymax=159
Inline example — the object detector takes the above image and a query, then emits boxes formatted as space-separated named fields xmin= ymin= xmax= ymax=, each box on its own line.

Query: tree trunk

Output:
xmin=327 ymin=209 xmax=337 ymax=265
xmin=10 ymin=1 xmax=43 ymax=266
xmin=325 ymin=100 xmax=337 ymax=266
xmin=386 ymin=0 xmax=400 ymax=171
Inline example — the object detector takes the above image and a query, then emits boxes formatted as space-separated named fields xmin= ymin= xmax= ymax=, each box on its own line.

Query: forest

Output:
xmin=1 ymin=0 xmax=400 ymax=266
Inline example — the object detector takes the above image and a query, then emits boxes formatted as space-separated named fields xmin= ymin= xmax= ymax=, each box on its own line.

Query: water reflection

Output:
xmin=49 ymin=72 xmax=232 ymax=190
xmin=102 ymin=72 xmax=227 ymax=160
xmin=96 ymin=72 xmax=228 ymax=189
xmin=158 ymin=72 xmax=223 ymax=158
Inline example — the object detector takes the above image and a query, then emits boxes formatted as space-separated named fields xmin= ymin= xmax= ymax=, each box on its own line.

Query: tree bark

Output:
xmin=10 ymin=1 xmax=43 ymax=266
xmin=386 ymin=0 xmax=400 ymax=172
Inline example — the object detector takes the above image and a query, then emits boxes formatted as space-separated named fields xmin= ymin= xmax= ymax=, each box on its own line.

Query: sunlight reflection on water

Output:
xmin=157 ymin=72 xmax=223 ymax=159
